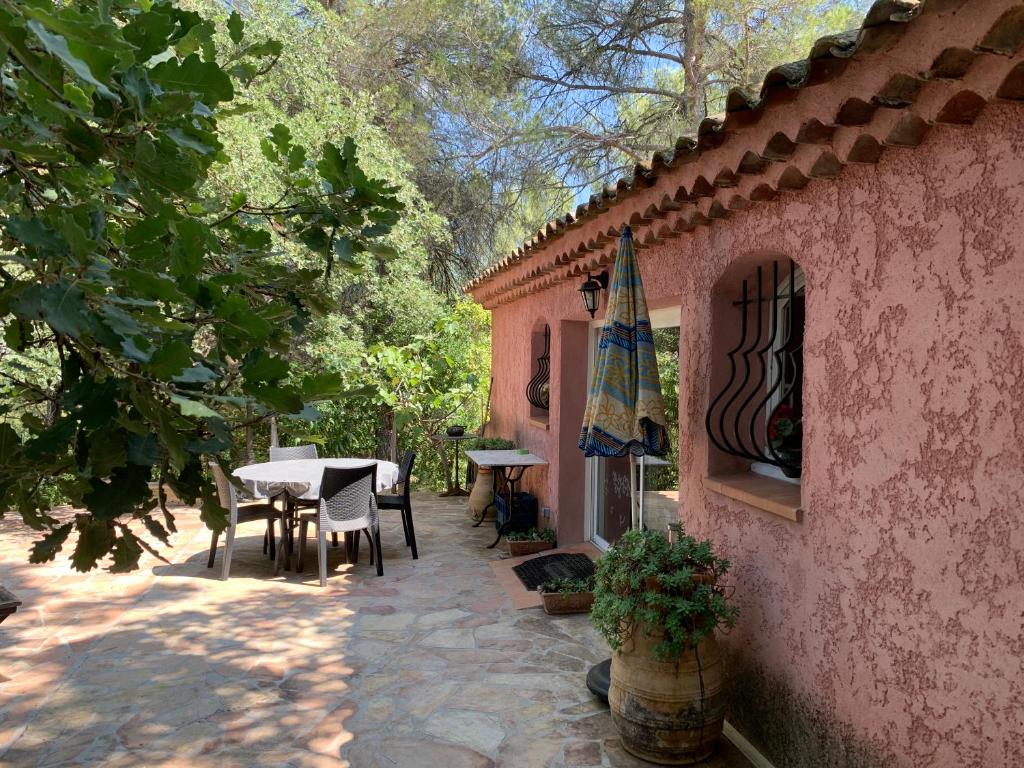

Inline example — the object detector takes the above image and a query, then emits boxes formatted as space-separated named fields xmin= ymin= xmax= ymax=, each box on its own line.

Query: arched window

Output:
xmin=705 ymin=258 xmax=805 ymax=481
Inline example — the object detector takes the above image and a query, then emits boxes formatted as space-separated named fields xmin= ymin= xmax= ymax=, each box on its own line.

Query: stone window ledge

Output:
xmin=528 ymin=417 xmax=549 ymax=431
xmin=703 ymin=473 xmax=803 ymax=522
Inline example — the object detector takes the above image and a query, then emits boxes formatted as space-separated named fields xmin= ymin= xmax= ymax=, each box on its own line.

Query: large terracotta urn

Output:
xmin=608 ymin=628 xmax=726 ymax=765
xmin=467 ymin=466 xmax=494 ymax=521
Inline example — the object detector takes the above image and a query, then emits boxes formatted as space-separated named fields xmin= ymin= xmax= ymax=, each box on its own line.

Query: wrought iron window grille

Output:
xmin=705 ymin=260 xmax=804 ymax=477
xmin=526 ymin=325 xmax=551 ymax=411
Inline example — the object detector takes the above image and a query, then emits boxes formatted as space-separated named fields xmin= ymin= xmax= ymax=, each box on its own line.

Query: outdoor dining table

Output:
xmin=233 ymin=458 xmax=400 ymax=572
xmin=464 ymin=449 xmax=547 ymax=548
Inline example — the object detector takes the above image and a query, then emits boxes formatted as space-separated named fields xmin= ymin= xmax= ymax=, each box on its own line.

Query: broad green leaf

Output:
xmin=148 ymin=341 xmax=192 ymax=379
xmin=301 ymin=372 xmax=344 ymax=400
xmin=5 ymin=217 xmax=67 ymax=253
xmin=173 ymin=365 xmax=217 ymax=384
xmin=62 ymin=82 xmax=92 ymax=111
xmin=122 ymin=9 xmax=175 ymax=60
xmin=242 ymin=350 xmax=289 ymax=383
xmin=287 ymin=145 xmax=306 ymax=172
xmin=227 ymin=11 xmax=244 ymax=44
xmin=0 ymin=423 xmax=20 ymax=463
xmin=63 ymin=121 xmax=105 ymax=164
xmin=269 ymin=123 xmax=291 ymax=157
xmin=248 ymin=383 xmax=304 ymax=414
xmin=169 ymin=394 xmax=222 ymax=420
xmin=26 ymin=20 xmax=119 ymax=101
xmin=10 ymin=282 xmax=91 ymax=338
xmin=151 ymin=53 xmax=233 ymax=104
xmin=113 ymin=269 xmax=188 ymax=303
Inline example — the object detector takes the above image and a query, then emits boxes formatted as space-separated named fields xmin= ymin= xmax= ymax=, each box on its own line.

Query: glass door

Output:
xmin=586 ymin=310 xmax=681 ymax=549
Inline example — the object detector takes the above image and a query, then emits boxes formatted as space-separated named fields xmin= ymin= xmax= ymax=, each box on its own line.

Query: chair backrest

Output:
xmin=319 ymin=464 xmax=378 ymax=527
xmin=397 ymin=450 xmax=416 ymax=500
xmin=270 ymin=443 xmax=318 ymax=462
xmin=208 ymin=462 xmax=237 ymax=522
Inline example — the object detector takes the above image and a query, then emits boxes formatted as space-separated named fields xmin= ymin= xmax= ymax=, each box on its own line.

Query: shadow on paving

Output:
xmin=0 ymin=494 xmax=752 ymax=767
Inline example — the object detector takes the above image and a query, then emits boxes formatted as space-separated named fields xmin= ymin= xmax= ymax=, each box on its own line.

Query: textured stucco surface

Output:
xmin=483 ymin=102 xmax=1024 ymax=768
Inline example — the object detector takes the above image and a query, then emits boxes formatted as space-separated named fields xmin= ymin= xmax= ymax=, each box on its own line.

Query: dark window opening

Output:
xmin=705 ymin=259 xmax=804 ymax=479
xmin=526 ymin=324 xmax=550 ymax=418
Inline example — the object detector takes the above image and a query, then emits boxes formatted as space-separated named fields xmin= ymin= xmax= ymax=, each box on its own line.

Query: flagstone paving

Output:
xmin=0 ymin=494 xmax=752 ymax=767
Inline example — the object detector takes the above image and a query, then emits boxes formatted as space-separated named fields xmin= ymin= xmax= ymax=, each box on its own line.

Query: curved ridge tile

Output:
xmin=935 ymin=90 xmax=988 ymax=123
xmin=977 ymin=7 xmax=1024 ymax=55
xmin=873 ymin=73 xmax=926 ymax=106
xmin=996 ymin=62 xmax=1024 ymax=100
xmin=835 ymin=97 xmax=878 ymax=125
xmin=846 ymin=134 xmax=884 ymax=163
xmin=763 ymin=131 xmax=797 ymax=160
xmin=885 ymin=113 xmax=929 ymax=146
xmin=796 ymin=118 xmax=836 ymax=144
xmin=927 ymin=47 xmax=977 ymax=79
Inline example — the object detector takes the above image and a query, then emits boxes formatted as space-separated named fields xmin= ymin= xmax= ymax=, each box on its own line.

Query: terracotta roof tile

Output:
xmin=465 ymin=0 xmax=1024 ymax=303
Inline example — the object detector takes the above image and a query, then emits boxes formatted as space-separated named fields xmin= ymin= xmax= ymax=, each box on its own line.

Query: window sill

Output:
xmin=528 ymin=417 xmax=549 ymax=431
xmin=703 ymin=473 xmax=803 ymax=522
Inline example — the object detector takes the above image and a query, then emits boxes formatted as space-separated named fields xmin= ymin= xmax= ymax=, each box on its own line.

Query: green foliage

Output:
xmin=590 ymin=529 xmax=738 ymax=660
xmin=0 ymin=0 xmax=402 ymax=571
xmin=537 ymin=575 xmax=594 ymax=595
xmin=465 ymin=437 xmax=515 ymax=451
xmin=651 ymin=327 xmax=679 ymax=491
xmin=505 ymin=527 xmax=556 ymax=543
xmin=179 ymin=0 xmax=491 ymax=491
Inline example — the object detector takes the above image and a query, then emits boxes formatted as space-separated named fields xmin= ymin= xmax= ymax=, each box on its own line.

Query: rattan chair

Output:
xmin=375 ymin=450 xmax=418 ymax=559
xmin=269 ymin=443 xmax=319 ymax=462
xmin=207 ymin=463 xmax=279 ymax=579
xmin=269 ymin=443 xmax=329 ymax=553
xmin=296 ymin=464 xmax=383 ymax=585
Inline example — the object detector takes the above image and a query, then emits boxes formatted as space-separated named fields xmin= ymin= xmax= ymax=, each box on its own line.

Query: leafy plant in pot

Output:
xmin=591 ymin=529 xmax=738 ymax=765
xmin=505 ymin=527 xmax=555 ymax=557
xmin=538 ymin=575 xmax=594 ymax=615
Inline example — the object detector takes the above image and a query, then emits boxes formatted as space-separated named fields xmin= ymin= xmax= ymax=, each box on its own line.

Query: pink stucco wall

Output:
xmin=479 ymin=90 xmax=1024 ymax=768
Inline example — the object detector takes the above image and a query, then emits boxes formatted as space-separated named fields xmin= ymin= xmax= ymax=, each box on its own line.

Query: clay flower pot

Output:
xmin=540 ymin=590 xmax=594 ymax=615
xmin=609 ymin=629 xmax=725 ymax=765
xmin=506 ymin=539 xmax=555 ymax=557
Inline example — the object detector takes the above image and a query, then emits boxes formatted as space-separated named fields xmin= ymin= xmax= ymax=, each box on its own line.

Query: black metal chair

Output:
xmin=376 ymin=450 xmax=418 ymax=559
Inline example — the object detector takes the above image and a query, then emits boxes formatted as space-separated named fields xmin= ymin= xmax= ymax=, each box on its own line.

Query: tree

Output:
xmin=500 ymin=0 xmax=871 ymax=195
xmin=0 ymin=0 xmax=403 ymax=571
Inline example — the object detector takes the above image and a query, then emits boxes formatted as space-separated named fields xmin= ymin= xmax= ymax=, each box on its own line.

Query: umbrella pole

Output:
xmin=639 ymin=454 xmax=646 ymax=530
xmin=628 ymin=454 xmax=638 ymax=530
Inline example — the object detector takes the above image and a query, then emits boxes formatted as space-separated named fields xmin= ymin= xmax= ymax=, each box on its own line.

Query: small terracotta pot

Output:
xmin=540 ymin=590 xmax=594 ymax=615
xmin=506 ymin=539 xmax=556 ymax=557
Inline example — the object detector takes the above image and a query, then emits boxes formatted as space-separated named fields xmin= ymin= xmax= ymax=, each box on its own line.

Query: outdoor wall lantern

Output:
xmin=579 ymin=271 xmax=609 ymax=318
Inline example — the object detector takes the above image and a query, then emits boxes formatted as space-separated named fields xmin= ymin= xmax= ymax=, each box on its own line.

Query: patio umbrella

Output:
xmin=580 ymin=224 xmax=671 ymax=706
xmin=579 ymin=225 xmax=670 ymax=529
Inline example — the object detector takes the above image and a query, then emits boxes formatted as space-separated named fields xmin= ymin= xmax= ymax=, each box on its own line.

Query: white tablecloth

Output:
xmin=232 ymin=458 xmax=400 ymax=501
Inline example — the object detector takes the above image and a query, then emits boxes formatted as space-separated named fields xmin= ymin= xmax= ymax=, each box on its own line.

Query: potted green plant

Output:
xmin=537 ymin=575 xmax=595 ymax=615
xmin=591 ymin=528 xmax=738 ymax=765
xmin=505 ymin=527 xmax=556 ymax=557
xmin=768 ymin=404 xmax=802 ymax=478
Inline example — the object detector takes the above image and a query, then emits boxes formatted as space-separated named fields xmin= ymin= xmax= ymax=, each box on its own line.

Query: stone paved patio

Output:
xmin=0 ymin=494 xmax=752 ymax=767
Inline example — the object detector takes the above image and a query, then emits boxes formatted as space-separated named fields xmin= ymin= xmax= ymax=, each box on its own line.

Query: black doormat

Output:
xmin=512 ymin=553 xmax=596 ymax=591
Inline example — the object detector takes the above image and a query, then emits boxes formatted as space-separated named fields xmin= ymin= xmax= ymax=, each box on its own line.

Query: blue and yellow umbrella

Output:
xmin=579 ymin=226 xmax=670 ymax=463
